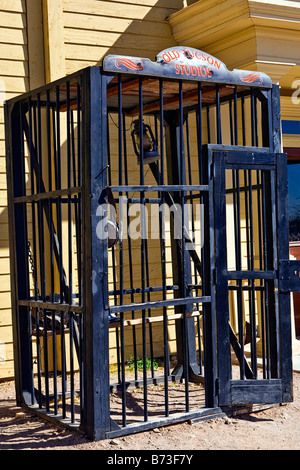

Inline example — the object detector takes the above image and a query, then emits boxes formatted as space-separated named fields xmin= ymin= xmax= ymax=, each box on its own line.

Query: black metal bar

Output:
xmin=70 ymin=312 xmax=75 ymax=423
xmin=123 ymin=111 xmax=138 ymax=381
xmin=110 ymin=296 xmax=210 ymax=314
xmin=213 ymin=150 xmax=231 ymax=405
xmin=234 ymin=87 xmax=238 ymax=146
xmin=216 ymin=85 xmax=222 ymax=144
xmin=118 ymin=75 xmax=126 ymax=427
xmin=60 ymin=310 xmax=67 ymax=418
xmin=47 ymin=90 xmax=55 ymax=304
xmin=179 ymin=81 xmax=189 ymax=411
xmin=36 ymin=309 xmax=42 ymax=408
xmin=42 ymin=309 xmax=50 ymax=411
xmin=241 ymin=96 xmax=246 ymax=146
xmin=107 ymin=116 xmax=121 ymax=383
xmin=206 ymin=107 xmax=211 ymax=144
xmin=110 ymin=184 xmax=209 ymax=193
xmin=77 ymin=81 xmax=82 ymax=306
xmin=67 ymin=82 xmax=73 ymax=304
xmin=28 ymin=98 xmax=39 ymax=301
xmin=80 ymin=67 xmax=111 ymax=440
xmin=36 ymin=94 xmax=46 ymax=302
xmin=276 ymin=151 xmax=293 ymax=402
xmin=159 ymin=78 xmax=169 ymax=416
xmin=52 ymin=310 xmax=59 ymax=415
xmin=139 ymin=76 xmax=148 ymax=422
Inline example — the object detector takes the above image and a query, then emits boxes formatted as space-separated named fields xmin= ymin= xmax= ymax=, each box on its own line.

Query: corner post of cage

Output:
xmin=5 ymin=100 xmax=32 ymax=405
xmin=80 ymin=67 xmax=111 ymax=440
xmin=271 ymin=84 xmax=282 ymax=154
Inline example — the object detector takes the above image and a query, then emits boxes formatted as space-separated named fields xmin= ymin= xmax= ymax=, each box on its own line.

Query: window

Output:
xmin=288 ymin=161 xmax=300 ymax=241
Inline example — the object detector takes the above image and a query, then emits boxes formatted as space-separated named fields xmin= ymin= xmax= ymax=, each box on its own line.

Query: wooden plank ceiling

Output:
xmin=106 ymin=75 xmax=240 ymax=116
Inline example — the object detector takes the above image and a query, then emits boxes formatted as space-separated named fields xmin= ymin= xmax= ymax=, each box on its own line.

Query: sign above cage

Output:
xmin=103 ymin=47 xmax=272 ymax=88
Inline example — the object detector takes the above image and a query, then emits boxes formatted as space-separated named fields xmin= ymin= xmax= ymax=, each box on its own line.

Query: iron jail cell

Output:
xmin=4 ymin=47 xmax=296 ymax=441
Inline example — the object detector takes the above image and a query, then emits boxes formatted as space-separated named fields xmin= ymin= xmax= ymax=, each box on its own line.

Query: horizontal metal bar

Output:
xmin=110 ymin=295 xmax=211 ymax=314
xmin=18 ymin=299 xmax=83 ymax=313
xmin=109 ymin=284 xmax=179 ymax=296
xmin=207 ymin=144 xmax=270 ymax=153
xmin=106 ymin=407 xmax=225 ymax=438
xmin=223 ymin=152 xmax=276 ymax=166
xmin=111 ymin=184 xmax=209 ymax=193
xmin=14 ymin=186 xmax=82 ymax=203
xmin=227 ymin=270 xmax=277 ymax=280
xmin=109 ymin=310 xmax=201 ymax=329
xmin=114 ymin=198 xmax=161 ymax=204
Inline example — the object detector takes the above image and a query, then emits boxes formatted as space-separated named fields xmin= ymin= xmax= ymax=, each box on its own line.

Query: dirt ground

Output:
xmin=0 ymin=372 xmax=299 ymax=452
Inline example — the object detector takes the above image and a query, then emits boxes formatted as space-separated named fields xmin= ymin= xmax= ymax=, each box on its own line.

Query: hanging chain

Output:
xmin=27 ymin=240 xmax=40 ymax=298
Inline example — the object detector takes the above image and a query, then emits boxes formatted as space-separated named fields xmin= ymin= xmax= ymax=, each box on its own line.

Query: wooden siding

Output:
xmin=0 ymin=0 xmax=29 ymax=380
xmin=62 ymin=0 xmax=183 ymax=75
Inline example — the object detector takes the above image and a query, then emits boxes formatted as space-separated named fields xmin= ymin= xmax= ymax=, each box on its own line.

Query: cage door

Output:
xmin=212 ymin=149 xmax=293 ymax=407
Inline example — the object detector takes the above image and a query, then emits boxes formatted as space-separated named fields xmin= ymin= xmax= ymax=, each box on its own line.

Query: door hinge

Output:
xmin=279 ymin=260 xmax=300 ymax=293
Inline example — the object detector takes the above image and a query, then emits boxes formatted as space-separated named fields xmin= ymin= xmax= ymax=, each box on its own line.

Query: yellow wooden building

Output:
xmin=1 ymin=0 xmax=300 ymax=381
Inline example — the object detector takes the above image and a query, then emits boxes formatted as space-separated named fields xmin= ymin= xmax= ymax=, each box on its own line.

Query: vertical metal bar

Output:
xmin=70 ymin=312 xmax=75 ymax=423
xmin=37 ymin=94 xmax=46 ymax=301
xmin=145 ymin=238 xmax=155 ymax=377
xmin=270 ymin=168 xmax=280 ymax=377
xmin=77 ymin=82 xmax=82 ymax=306
xmin=241 ymin=96 xmax=246 ymax=146
xmin=216 ymin=85 xmax=222 ymax=144
xmin=123 ymin=112 xmax=138 ymax=381
xmin=55 ymin=86 xmax=63 ymax=304
xmin=42 ymin=308 xmax=49 ymax=411
xmin=139 ymin=76 xmax=148 ymax=422
xmin=206 ymin=107 xmax=211 ymax=144
xmin=213 ymin=149 xmax=230 ymax=406
xmin=254 ymin=95 xmax=259 ymax=146
xmin=276 ymin=152 xmax=293 ymax=402
xmin=196 ymin=83 xmax=203 ymax=372
xmin=36 ymin=308 xmax=42 ymax=407
xmin=118 ymin=75 xmax=126 ymax=427
xmin=196 ymin=83 xmax=202 ymax=185
xmin=235 ymin=170 xmax=245 ymax=379
xmin=60 ymin=310 xmax=66 ymax=417
xmin=234 ymin=87 xmax=238 ymax=146
xmin=250 ymin=89 xmax=255 ymax=147
xmin=81 ymin=67 xmax=110 ymax=440
xmin=46 ymin=91 xmax=54 ymax=303
xmin=28 ymin=308 xmax=35 ymax=406
xmin=248 ymin=170 xmax=257 ymax=377
xmin=52 ymin=309 xmax=58 ymax=415
xmin=261 ymin=170 xmax=271 ymax=378
xmin=229 ymin=100 xmax=234 ymax=145
xmin=106 ymin=117 xmax=121 ymax=383
xmin=28 ymin=99 xmax=39 ymax=300
xmin=159 ymin=78 xmax=169 ymax=416
xmin=179 ymin=81 xmax=189 ymax=411
xmin=5 ymin=100 xmax=31 ymax=405
xmin=67 ymin=82 xmax=73 ymax=303
xmin=256 ymin=170 xmax=267 ymax=377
